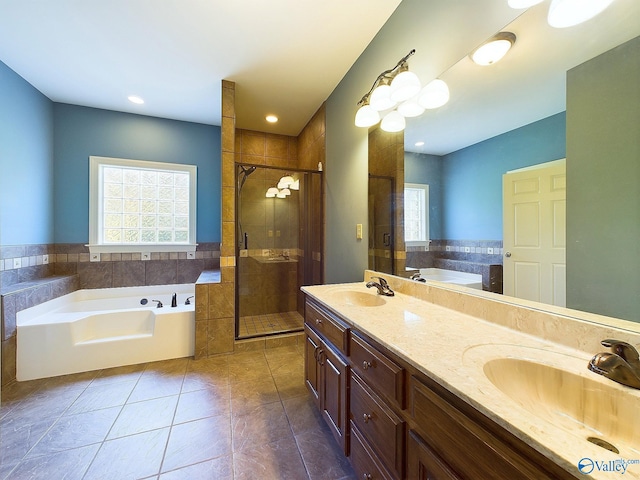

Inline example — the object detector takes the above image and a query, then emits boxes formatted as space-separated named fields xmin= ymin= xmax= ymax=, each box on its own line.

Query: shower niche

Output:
xmin=236 ymin=164 xmax=323 ymax=339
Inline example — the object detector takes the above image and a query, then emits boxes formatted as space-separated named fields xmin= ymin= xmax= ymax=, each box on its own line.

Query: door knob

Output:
xmin=505 ymin=252 xmax=512 ymax=257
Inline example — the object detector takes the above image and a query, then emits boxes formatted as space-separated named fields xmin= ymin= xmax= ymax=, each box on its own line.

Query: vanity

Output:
xmin=302 ymin=271 xmax=640 ymax=479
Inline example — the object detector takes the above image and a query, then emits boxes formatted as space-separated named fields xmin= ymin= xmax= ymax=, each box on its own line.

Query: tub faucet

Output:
xmin=171 ymin=293 xmax=177 ymax=308
xmin=185 ymin=296 xmax=194 ymax=305
xmin=588 ymin=339 xmax=640 ymax=389
xmin=410 ymin=272 xmax=426 ymax=283
xmin=366 ymin=276 xmax=395 ymax=296
xmin=151 ymin=300 xmax=163 ymax=308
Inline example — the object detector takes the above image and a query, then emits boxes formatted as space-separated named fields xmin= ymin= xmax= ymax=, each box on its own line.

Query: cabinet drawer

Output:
xmin=305 ymin=299 xmax=349 ymax=354
xmin=350 ymin=420 xmax=395 ymax=480
xmin=350 ymin=333 xmax=405 ymax=408
xmin=351 ymin=372 xmax=404 ymax=479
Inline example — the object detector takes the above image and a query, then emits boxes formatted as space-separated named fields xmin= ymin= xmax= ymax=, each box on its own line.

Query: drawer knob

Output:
xmin=362 ymin=360 xmax=372 ymax=370
xmin=315 ymin=318 xmax=322 ymax=325
xmin=363 ymin=413 xmax=372 ymax=423
xmin=363 ymin=474 xmax=372 ymax=480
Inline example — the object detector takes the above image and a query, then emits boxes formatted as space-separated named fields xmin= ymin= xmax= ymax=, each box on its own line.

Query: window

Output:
xmin=404 ymin=183 xmax=429 ymax=247
xmin=89 ymin=156 xmax=197 ymax=254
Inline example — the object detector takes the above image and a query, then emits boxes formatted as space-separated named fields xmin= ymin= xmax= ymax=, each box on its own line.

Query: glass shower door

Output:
xmin=236 ymin=165 xmax=322 ymax=339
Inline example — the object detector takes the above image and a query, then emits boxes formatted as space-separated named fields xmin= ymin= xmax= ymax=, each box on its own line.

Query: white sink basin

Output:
xmin=327 ymin=289 xmax=387 ymax=307
xmin=465 ymin=344 xmax=640 ymax=456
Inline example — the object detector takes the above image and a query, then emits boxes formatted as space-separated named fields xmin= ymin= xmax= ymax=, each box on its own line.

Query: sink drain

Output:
xmin=587 ymin=436 xmax=619 ymax=454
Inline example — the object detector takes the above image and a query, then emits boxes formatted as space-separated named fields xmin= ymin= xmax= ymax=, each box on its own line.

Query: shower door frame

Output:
xmin=234 ymin=163 xmax=324 ymax=340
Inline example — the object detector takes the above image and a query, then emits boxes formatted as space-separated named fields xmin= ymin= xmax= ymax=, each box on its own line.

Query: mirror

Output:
xmin=369 ymin=0 xmax=640 ymax=320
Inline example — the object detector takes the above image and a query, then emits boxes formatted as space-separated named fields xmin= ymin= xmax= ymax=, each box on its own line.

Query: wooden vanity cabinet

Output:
xmin=304 ymin=301 xmax=350 ymax=455
xmin=303 ymin=295 xmax=576 ymax=480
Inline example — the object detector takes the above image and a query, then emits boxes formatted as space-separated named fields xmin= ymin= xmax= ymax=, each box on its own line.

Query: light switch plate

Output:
xmin=487 ymin=247 xmax=494 ymax=254
xmin=42 ymin=254 xmax=49 ymax=264
xmin=356 ymin=223 xmax=363 ymax=240
xmin=13 ymin=257 xmax=22 ymax=269
xmin=141 ymin=252 xmax=150 ymax=261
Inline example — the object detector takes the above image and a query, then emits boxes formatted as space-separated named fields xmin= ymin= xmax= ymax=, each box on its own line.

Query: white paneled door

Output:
xmin=503 ymin=159 xmax=566 ymax=307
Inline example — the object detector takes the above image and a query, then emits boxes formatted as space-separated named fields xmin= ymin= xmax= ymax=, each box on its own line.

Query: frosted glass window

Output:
xmin=89 ymin=156 xmax=197 ymax=254
xmin=404 ymin=183 xmax=429 ymax=246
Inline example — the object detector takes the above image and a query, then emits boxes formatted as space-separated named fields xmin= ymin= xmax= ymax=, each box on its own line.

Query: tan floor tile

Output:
xmin=84 ymin=428 xmax=169 ymax=479
xmin=159 ymin=455 xmax=233 ymax=479
xmin=174 ymin=387 xmax=230 ymax=424
xmin=161 ymin=415 xmax=232 ymax=473
xmin=233 ymin=435 xmax=309 ymax=480
xmin=231 ymin=401 xmax=292 ymax=452
xmin=107 ymin=395 xmax=178 ymax=439
xmin=5 ymin=444 xmax=99 ymax=480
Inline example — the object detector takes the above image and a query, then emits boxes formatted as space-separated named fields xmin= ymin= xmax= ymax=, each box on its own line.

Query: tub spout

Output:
xmin=171 ymin=293 xmax=177 ymax=307
xmin=151 ymin=300 xmax=163 ymax=308
xmin=185 ymin=296 xmax=194 ymax=305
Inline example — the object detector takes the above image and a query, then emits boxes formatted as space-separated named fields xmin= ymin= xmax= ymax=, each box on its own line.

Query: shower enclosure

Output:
xmin=236 ymin=164 xmax=323 ymax=339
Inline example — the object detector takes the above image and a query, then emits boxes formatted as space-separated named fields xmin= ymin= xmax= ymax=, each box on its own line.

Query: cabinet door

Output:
xmin=408 ymin=430 xmax=460 ymax=480
xmin=321 ymin=343 xmax=349 ymax=455
xmin=304 ymin=326 xmax=321 ymax=406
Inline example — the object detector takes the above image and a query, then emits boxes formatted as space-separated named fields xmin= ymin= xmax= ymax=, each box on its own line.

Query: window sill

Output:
xmin=87 ymin=244 xmax=198 ymax=257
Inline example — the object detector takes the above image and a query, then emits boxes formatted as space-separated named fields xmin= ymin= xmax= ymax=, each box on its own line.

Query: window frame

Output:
xmin=88 ymin=156 xmax=197 ymax=255
xmin=404 ymin=183 xmax=429 ymax=248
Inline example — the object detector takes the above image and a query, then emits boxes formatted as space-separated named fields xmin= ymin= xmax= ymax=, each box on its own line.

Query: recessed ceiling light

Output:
xmin=128 ymin=95 xmax=144 ymax=105
xmin=415 ymin=141 xmax=425 ymax=147
xmin=265 ymin=115 xmax=278 ymax=123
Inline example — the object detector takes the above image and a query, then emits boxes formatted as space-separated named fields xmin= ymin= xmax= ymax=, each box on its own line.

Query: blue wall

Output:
xmin=405 ymin=152 xmax=443 ymax=239
xmin=439 ymin=112 xmax=566 ymax=240
xmin=0 ymin=61 xmax=54 ymax=245
xmin=53 ymin=104 xmax=221 ymax=243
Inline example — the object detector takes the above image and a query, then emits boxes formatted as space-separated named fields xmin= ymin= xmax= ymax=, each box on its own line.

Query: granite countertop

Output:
xmin=302 ymin=281 xmax=640 ymax=480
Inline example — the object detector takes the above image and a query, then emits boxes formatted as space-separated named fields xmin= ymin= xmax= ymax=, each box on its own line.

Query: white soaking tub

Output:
xmin=17 ymin=284 xmax=195 ymax=381
xmin=415 ymin=268 xmax=483 ymax=290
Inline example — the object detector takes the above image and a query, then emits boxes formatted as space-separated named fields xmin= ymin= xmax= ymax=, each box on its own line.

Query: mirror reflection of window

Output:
xmin=404 ymin=183 xmax=429 ymax=247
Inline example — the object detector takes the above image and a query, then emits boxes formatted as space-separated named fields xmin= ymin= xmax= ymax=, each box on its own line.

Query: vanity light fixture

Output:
xmin=547 ymin=0 xmax=615 ymax=28
xmin=414 ymin=141 xmax=425 ymax=147
xmin=507 ymin=0 xmax=615 ymax=28
xmin=265 ymin=114 xmax=278 ymax=123
xmin=470 ymin=32 xmax=516 ymax=66
xmin=355 ymin=49 xmax=450 ymax=132
xmin=128 ymin=95 xmax=144 ymax=104
xmin=266 ymin=187 xmax=279 ymax=198
xmin=277 ymin=175 xmax=295 ymax=189
xmin=507 ymin=0 xmax=543 ymax=7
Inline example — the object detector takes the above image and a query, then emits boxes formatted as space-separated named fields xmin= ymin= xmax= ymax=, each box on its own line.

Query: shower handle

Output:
xmin=244 ymin=232 xmax=248 ymax=250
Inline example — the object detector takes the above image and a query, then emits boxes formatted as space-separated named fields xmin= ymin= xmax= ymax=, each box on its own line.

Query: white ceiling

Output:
xmin=404 ymin=0 xmax=640 ymax=155
xmin=1 ymin=0 xmax=638 ymax=149
xmin=0 ymin=0 xmax=402 ymax=135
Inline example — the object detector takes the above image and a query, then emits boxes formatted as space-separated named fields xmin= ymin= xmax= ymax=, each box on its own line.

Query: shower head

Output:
xmin=238 ymin=165 xmax=258 ymax=192
xmin=240 ymin=165 xmax=257 ymax=176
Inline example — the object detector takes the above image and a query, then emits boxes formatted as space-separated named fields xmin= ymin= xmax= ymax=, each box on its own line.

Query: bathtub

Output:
xmin=414 ymin=268 xmax=483 ymax=290
xmin=16 ymin=284 xmax=195 ymax=381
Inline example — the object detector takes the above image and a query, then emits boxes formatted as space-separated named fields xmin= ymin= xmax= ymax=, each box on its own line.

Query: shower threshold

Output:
xmin=237 ymin=310 xmax=304 ymax=339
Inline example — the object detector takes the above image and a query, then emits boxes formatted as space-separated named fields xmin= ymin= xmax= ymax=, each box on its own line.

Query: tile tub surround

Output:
xmin=407 ymin=239 xmax=503 ymax=292
xmin=0 ymin=347 xmax=355 ymax=479
xmin=53 ymin=243 xmax=221 ymax=289
xmin=303 ymin=272 xmax=640 ymax=479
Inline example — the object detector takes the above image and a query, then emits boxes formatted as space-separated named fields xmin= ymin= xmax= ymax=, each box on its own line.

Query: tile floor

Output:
xmin=0 ymin=345 xmax=355 ymax=479
xmin=237 ymin=311 xmax=304 ymax=338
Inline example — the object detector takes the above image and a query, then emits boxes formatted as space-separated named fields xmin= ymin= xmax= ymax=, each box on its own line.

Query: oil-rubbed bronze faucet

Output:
xmin=588 ymin=339 xmax=640 ymax=389
xmin=366 ymin=276 xmax=395 ymax=296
